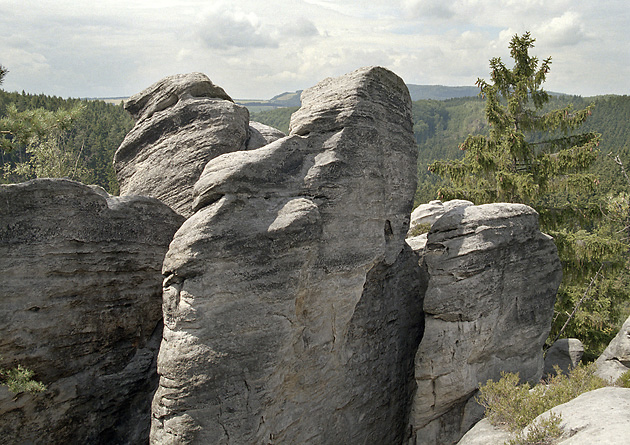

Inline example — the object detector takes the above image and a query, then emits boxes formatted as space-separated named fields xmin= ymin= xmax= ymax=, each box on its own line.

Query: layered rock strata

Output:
xmin=114 ymin=73 xmax=284 ymax=218
xmin=0 ymin=179 xmax=183 ymax=444
xmin=150 ymin=66 xmax=425 ymax=444
xmin=408 ymin=203 xmax=562 ymax=445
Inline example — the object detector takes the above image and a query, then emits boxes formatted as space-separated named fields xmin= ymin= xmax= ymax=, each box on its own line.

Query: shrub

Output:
xmin=615 ymin=370 xmax=630 ymax=388
xmin=477 ymin=362 xmax=607 ymax=440
xmin=407 ymin=222 xmax=432 ymax=238
xmin=0 ymin=363 xmax=46 ymax=394
xmin=506 ymin=412 xmax=563 ymax=445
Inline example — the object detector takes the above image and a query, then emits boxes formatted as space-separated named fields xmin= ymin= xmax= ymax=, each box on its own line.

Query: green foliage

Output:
xmin=505 ymin=412 xmax=563 ymax=445
xmin=0 ymin=362 xmax=46 ymax=394
xmin=407 ymin=222 xmax=432 ymax=237
xmin=1 ymin=103 xmax=90 ymax=182
xmin=477 ymin=363 xmax=607 ymax=434
xmin=615 ymin=370 xmax=630 ymax=388
xmin=250 ymin=106 xmax=297 ymax=135
xmin=428 ymin=32 xmax=600 ymax=205
xmin=421 ymin=33 xmax=630 ymax=359
xmin=0 ymin=88 xmax=134 ymax=193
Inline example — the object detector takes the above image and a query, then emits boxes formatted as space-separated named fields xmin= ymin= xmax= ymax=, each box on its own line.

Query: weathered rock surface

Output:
xmin=409 ymin=203 xmax=563 ymax=445
xmin=114 ymin=72 xmax=251 ymax=217
xmin=0 ymin=179 xmax=184 ymax=444
xmin=544 ymin=338 xmax=584 ymax=378
xmin=456 ymin=418 xmax=512 ymax=445
xmin=246 ymin=120 xmax=286 ymax=150
xmin=150 ymin=66 xmax=425 ymax=444
xmin=596 ymin=314 xmax=630 ymax=383
xmin=459 ymin=387 xmax=630 ymax=444
xmin=408 ymin=199 xmax=473 ymax=235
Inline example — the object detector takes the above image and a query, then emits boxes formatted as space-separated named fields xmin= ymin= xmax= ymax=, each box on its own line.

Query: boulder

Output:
xmin=114 ymin=72 xmax=250 ymax=217
xmin=0 ymin=179 xmax=184 ymax=444
xmin=408 ymin=199 xmax=473 ymax=235
xmin=456 ymin=418 xmax=512 ymax=445
xmin=544 ymin=339 xmax=584 ymax=378
xmin=409 ymin=203 xmax=562 ymax=445
xmin=460 ymin=387 xmax=630 ymax=444
xmin=150 ymin=66 xmax=425 ymax=444
xmin=596 ymin=315 xmax=630 ymax=383
xmin=246 ymin=120 xmax=286 ymax=150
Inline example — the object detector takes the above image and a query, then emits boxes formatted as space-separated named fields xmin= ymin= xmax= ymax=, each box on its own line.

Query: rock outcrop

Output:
xmin=408 ymin=199 xmax=473 ymax=235
xmin=246 ymin=120 xmax=287 ymax=150
xmin=115 ymin=73 xmax=263 ymax=218
xmin=150 ymin=66 xmax=425 ymax=444
xmin=0 ymin=179 xmax=183 ymax=444
xmin=458 ymin=387 xmax=630 ymax=444
xmin=0 ymin=69 xmax=569 ymax=445
xmin=596 ymin=314 xmax=630 ymax=383
xmin=408 ymin=203 xmax=563 ymax=445
xmin=544 ymin=338 xmax=584 ymax=378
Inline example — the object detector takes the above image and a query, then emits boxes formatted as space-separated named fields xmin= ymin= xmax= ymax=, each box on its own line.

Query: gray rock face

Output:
xmin=528 ymin=387 xmax=630 ymax=444
xmin=246 ymin=121 xmax=286 ymax=150
xmin=596 ymin=315 xmax=630 ymax=383
xmin=456 ymin=418 xmax=512 ymax=445
xmin=410 ymin=203 xmax=562 ymax=445
xmin=150 ymin=66 xmax=424 ymax=444
xmin=114 ymin=72 xmax=250 ymax=217
xmin=460 ymin=387 xmax=630 ymax=445
xmin=408 ymin=199 xmax=473 ymax=235
xmin=0 ymin=179 xmax=184 ymax=444
xmin=544 ymin=338 xmax=584 ymax=378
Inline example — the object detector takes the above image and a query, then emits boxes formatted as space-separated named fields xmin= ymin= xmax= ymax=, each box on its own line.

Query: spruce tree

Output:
xmin=429 ymin=33 xmax=629 ymax=360
xmin=429 ymin=32 xmax=600 ymax=205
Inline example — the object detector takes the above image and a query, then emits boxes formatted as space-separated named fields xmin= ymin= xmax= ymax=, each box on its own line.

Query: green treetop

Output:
xmin=429 ymin=32 xmax=600 ymax=205
xmin=0 ymin=65 xmax=7 ymax=85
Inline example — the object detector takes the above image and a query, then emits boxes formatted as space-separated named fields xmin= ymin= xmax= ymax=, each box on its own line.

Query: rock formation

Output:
xmin=596 ymin=314 xmax=630 ymax=383
xmin=150 ymin=66 xmax=425 ymax=444
xmin=0 ymin=69 xmax=568 ymax=445
xmin=544 ymin=338 xmax=584 ymax=378
xmin=458 ymin=387 xmax=630 ymax=444
xmin=114 ymin=73 xmax=285 ymax=218
xmin=0 ymin=179 xmax=183 ymax=444
xmin=407 ymin=203 xmax=562 ymax=445
xmin=408 ymin=199 xmax=473 ymax=235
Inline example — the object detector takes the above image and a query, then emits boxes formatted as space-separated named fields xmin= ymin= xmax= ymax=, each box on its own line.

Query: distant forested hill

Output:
xmin=0 ymin=91 xmax=134 ymax=193
xmin=3 ymin=87 xmax=627 ymax=203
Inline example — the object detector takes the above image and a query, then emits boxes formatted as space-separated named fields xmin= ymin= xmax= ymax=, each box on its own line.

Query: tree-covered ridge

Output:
xmin=0 ymin=90 xmax=134 ymax=193
xmin=412 ymin=94 xmax=630 ymax=206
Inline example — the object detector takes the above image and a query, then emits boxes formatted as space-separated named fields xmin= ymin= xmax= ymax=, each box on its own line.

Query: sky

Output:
xmin=1 ymin=0 xmax=628 ymax=100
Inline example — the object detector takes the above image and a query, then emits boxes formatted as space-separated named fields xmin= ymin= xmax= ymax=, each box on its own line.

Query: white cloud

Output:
xmin=196 ymin=8 xmax=279 ymax=50
xmin=402 ymin=0 xmax=455 ymax=19
xmin=0 ymin=0 xmax=627 ymax=98
xmin=533 ymin=12 xmax=587 ymax=47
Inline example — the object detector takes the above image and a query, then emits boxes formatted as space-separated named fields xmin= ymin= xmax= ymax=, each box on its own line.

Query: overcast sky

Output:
xmin=1 ymin=0 xmax=628 ymax=99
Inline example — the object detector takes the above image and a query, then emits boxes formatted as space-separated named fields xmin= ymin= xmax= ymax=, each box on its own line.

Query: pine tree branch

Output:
xmin=548 ymin=263 xmax=604 ymax=348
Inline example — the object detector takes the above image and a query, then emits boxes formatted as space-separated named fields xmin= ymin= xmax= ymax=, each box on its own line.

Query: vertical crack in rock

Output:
xmin=149 ymin=67 xmax=426 ymax=444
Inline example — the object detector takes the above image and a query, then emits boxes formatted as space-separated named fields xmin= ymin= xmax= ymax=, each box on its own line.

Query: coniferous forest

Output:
xmin=0 ymin=90 xmax=134 ymax=193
